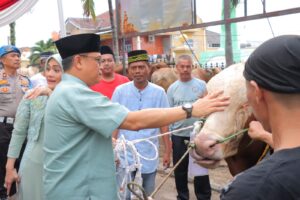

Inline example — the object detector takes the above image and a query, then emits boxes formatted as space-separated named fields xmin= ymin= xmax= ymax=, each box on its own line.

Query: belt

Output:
xmin=0 ymin=116 xmax=15 ymax=125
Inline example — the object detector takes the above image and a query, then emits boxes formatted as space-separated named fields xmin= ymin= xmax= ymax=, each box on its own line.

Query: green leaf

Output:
xmin=81 ymin=0 xmax=96 ymax=20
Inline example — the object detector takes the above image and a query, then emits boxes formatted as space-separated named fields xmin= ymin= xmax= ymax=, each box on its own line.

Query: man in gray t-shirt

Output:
xmin=167 ymin=55 xmax=211 ymax=200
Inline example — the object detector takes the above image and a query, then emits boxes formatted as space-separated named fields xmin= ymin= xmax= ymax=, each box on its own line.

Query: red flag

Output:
xmin=0 ymin=0 xmax=19 ymax=11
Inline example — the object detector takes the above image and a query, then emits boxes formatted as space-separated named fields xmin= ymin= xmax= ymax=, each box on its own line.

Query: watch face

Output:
xmin=182 ymin=103 xmax=193 ymax=119
xmin=184 ymin=103 xmax=193 ymax=109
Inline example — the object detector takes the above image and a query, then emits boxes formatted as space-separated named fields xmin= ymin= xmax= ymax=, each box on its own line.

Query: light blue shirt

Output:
xmin=167 ymin=78 xmax=206 ymax=137
xmin=43 ymin=74 xmax=129 ymax=200
xmin=112 ymin=81 xmax=169 ymax=173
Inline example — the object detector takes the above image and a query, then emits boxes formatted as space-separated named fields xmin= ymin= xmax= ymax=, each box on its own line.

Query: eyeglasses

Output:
xmin=79 ymin=54 xmax=102 ymax=64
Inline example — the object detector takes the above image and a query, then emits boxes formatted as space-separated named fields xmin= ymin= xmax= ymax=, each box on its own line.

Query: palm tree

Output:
xmin=224 ymin=0 xmax=240 ymax=66
xmin=81 ymin=0 xmax=96 ymax=20
xmin=107 ymin=0 xmax=120 ymax=64
xmin=81 ymin=0 xmax=120 ymax=64
xmin=9 ymin=22 xmax=16 ymax=45
xmin=29 ymin=39 xmax=57 ymax=64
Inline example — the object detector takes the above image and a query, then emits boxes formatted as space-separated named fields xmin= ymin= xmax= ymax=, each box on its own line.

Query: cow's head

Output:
xmin=193 ymin=63 xmax=253 ymax=167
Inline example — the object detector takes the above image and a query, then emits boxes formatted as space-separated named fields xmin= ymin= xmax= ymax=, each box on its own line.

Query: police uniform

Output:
xmin=0 ymin=46 xmax=31 ymax=199
xmin=0 ymin=68 xmax=31 ymax=135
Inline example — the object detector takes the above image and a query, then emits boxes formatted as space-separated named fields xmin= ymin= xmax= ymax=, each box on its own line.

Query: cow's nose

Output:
xmin=193 ymin=133 xmax=220 ymax=159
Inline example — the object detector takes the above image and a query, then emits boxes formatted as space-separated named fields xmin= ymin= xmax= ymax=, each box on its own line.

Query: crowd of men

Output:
xmin=0 ymin=33 xmax=299 ymax=200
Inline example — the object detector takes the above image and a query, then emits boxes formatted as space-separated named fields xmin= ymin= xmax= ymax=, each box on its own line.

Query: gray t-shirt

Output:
xmin=167 ymin=78 xmax=206 ymax=137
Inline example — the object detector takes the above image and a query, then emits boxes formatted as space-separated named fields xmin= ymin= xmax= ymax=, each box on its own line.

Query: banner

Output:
xmin=0 ymin=0 xmax=38 ymax=27
xmin=120 ymin=0 xmax=193 ymax=34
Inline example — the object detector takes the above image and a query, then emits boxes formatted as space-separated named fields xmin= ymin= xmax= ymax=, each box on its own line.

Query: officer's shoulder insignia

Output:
xmin=19 ymin=75 xmax=30 ymax=85
xmin=21 ymin=79 xmax=29 ymax=85
xmin=0 ymin=87 xmax=10 ymax=93
xmin=0 ymin=70 xmax=8 ymax=85
xmin=0 ymin=80 xmax=8 ymax=85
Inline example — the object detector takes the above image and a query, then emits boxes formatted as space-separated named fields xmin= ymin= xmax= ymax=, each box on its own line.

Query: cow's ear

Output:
xmin=235 ymin=103 xmax=253 ymax=132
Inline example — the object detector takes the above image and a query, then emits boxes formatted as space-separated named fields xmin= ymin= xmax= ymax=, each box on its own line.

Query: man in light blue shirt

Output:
xmin=167 ymin=55 xmax=211 ymax=200
xmin=43 ymin=33 xmax=229 ymax=200
xmin=112 ymin=50 xmax=171 ymax=199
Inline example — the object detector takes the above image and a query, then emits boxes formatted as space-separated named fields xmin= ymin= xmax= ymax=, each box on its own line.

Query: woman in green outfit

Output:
xmin=5 ymin=54 xmax=63 ymax=199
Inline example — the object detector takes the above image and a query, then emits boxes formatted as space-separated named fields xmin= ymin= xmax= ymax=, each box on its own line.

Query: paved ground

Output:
xmin=153 ymin=163 xmax=233 ymax=200
xmin=151 ymin=141 xmax=233 ymax=200
xmin=9 ymin=142 xmax=232 ymax=200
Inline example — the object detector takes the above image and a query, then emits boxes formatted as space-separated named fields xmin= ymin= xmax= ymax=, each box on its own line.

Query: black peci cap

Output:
xmin=100 ymin=45 xmax=114 ymax=56
xmin=127 ymin=50 xmax=148 ymax=64
xmin=55 ymin=33 xmax=100 ymax=59
xmin=244 ymin=35 xmax=300 ymax=94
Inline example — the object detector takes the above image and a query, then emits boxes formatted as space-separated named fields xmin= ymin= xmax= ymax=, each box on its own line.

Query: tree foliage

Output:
xmin=9 ymin=22 xmax=16 ymax=45
xmin=29 ymin=39 xmax=57 ymax=65
xmin=81 ymin=0 xmax=96 ymax=20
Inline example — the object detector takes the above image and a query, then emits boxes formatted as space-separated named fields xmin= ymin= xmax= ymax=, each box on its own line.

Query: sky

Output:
xmin=0 ymin=0 xmax=108 ymax=47
xmin=0 ymin=0 xmax=299 ymax=48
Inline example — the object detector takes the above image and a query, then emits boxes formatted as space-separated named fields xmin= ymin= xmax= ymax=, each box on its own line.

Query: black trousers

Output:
xmin=0 ymin=123 xmax=25 ymax=198
xmin=172 ymin=135 xmax=211 ymax=200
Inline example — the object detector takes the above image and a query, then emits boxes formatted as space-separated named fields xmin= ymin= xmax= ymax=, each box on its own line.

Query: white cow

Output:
xmin=192 ymin=63 xmax=255 ymax=169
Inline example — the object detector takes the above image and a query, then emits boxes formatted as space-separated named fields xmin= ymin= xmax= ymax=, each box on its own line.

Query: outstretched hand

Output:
xmin=25 ymin=86 xmax=52 ymax=99
xmin=192 ymin=90 xmax=230 ymax=118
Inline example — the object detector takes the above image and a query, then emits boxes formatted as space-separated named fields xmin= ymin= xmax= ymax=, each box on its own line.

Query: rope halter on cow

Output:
xmin=115 ymin=119 xmax=254 ymax=200
xmin=216 ymin=128 xmax=249 ymax=144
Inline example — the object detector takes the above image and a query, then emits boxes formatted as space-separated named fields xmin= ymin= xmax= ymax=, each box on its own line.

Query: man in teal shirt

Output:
xmin=43 ymin=33 xmax=230 ymax=200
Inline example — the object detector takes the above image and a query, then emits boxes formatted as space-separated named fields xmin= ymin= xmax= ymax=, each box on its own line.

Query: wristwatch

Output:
xmin=182 ymin=103 xmax=193 ymax=119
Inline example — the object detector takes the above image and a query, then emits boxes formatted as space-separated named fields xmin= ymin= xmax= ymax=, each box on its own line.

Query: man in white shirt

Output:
xmin=30 ymin=51 xmax=53 ymax=88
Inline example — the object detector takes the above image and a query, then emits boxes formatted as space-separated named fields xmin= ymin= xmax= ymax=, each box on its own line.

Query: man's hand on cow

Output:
xmin=192 ymin=90 xmax=230 ymax=117
xmin=248 ymin=121 xmax=273 ymax=148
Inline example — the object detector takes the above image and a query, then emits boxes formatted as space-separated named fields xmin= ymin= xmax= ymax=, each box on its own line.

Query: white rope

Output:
xmin=114 ymin=122 xmax=203 ymax=200
xmin=134 ymin=139 xmax=158 ymax=161
xmin=115 ymin=136 xmax=143 ymax=200
xmin=131 ymin=125 xmax=194 ymax=144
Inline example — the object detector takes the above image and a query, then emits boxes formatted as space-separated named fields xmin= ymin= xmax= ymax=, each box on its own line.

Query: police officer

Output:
xmin=0 ymin=45 xmax=31 ymax=200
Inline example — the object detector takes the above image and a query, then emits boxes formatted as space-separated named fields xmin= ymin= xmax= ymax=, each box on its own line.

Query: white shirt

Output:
xmin=30 ymin=73 xmax=47 ymax=88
